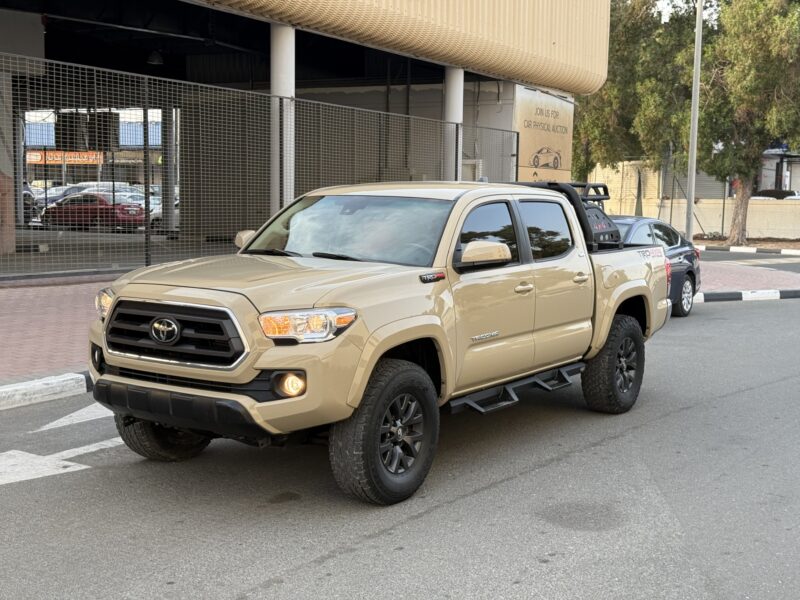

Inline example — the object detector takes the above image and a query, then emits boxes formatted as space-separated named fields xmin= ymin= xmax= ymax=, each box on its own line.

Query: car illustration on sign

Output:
xmin=529 ymin=146 xmax=562 ymax=169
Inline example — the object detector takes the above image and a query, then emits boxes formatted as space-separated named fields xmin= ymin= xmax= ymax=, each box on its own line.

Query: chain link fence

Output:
xmin=0 ymin=52 xmax=517 ymax=278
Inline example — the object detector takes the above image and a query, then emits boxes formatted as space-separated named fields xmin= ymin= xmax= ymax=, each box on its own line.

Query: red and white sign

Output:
xmin=26 ymin=150 xmax=104 ymax=165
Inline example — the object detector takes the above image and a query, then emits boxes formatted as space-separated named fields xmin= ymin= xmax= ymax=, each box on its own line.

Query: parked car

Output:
xmin=22 ymin=192 xmax=39 ymax=225
xmin=611 ymin=216 xmax=701 ymax=317
xmin=529 ymin=146 xmax=562 ymax=169
xmin=150 ymin=199 xmax=180 ymax=231
xmin=33 ymin=184 xmax=90 ymax=207
xmin=752 ymin=189 xmax=797 ymax=200
xmin=90 ymin=181 xmax=671 ymax=504
xmin=41 ymin=192 xmax=145 ymax=230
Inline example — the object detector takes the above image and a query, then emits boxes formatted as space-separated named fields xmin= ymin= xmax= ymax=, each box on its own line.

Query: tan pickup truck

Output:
xmin=90 ymin=182 xmax=671 ymax=504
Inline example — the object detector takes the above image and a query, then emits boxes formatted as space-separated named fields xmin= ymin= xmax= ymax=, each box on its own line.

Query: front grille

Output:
xmin=105 ymin=300 xmax=246 ymax=367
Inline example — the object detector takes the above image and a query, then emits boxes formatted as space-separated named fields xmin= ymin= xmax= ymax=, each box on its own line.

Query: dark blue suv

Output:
xmin=612 ymin=217 xmax=701 ymax=317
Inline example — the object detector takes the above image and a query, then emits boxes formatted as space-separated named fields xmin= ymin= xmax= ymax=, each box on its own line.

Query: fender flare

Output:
xmin=345 ymin=316 xmax=455 ymax=408
xmin=586 ymin=281 xmax=653 ymax=360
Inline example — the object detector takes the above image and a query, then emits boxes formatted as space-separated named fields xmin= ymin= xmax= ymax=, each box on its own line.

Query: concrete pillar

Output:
xmin=161 ymin=106 xmax=177 ymax=231
xmin=444 ymin=67 xmax=464 ymax=181
xmin=0 ymin=72 xmax=15 ymax=255
xmin=270 ymin=23 xmax=295 ymax=217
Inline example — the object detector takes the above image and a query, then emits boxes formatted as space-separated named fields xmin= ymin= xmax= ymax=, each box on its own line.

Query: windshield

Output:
xmin=245 ymin=194 xmax=453 ymax=267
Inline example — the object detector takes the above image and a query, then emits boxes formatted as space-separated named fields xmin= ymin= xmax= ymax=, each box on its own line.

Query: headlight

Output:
xmin=95 ymin=288 xmax=115 ymax=320
xmin=258 ymin=308 xmax=356 ymax=343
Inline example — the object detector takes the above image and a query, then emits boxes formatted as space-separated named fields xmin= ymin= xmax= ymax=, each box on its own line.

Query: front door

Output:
xmin=450 ymin=200 xmax=536 ymax=392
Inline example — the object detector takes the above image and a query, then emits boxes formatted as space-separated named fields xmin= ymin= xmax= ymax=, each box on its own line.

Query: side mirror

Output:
xmin=456 ymin=240 xmax=512 ymax=270
xmin=235 ymin=229 xmax=256 ymax=249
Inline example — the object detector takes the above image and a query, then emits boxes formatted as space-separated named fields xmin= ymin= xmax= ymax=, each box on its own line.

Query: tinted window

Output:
xmin=653 ymin=223 xmax=680 ymax=248
xmin=459 ymin=202 xmax=519 ymax=263
xmin=615 ymin=222 xmax=631 ymax=238
xmin=519 ymin=201 xmax=573 ymax=259
xmin=630 ymin=224 xmax=655 ymax=245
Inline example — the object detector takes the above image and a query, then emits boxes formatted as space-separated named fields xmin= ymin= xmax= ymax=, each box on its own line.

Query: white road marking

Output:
xmin=694 ymin=293 xmax=704 ymax=304
xmin=0 ymin=437 xmax=123 ymax=486
xmin=729 ymin=246 xmax=758 ymax=253
xmin=742 ymin=290 xmax=781 ymax=301
xmin=34 ymin=403 xmax=112 ymax=432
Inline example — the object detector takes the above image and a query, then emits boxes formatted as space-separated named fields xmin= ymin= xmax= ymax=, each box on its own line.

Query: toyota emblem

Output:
xmin=150 ymin=317 xmax=180 ymax=344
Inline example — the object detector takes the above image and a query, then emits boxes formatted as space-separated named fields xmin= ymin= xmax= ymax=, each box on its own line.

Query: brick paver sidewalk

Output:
xmin=0 ymin=281 xmax=110 ymax=384
xmin=700 ymin=262 xmax=800 ymax=292
xmin=2 ymin=260 xmax=800 ymax=386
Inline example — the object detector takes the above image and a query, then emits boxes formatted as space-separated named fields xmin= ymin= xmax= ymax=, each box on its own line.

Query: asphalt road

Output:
xmin=701 ymin=250 xmax=800 ymax=273
xmin=2 ymin=300 xmax=799 ymax=599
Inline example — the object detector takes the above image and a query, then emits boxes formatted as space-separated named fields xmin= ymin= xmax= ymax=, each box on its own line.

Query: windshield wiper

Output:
xmin=311 ymin=251 xmax=362 ymax=261
xmin=244 ymin=248 xmax=302 ymax=257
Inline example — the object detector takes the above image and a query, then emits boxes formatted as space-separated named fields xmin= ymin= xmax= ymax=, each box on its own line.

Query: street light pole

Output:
xmin=685 ymin=0 xmax=704 ymax=240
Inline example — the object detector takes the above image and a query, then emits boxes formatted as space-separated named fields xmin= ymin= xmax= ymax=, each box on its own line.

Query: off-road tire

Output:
xmin=672 ymin=274 xmax=694 ymax=317
xmin=114 ymin=415 xmax=211 ymax=461
xmin=328 ymin=359 xmax=439 ymax=505
xmin=582 ymin=315 xmax=645 ymax=414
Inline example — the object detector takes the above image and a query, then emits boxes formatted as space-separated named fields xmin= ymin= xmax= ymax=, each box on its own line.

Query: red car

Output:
xmin=41 ymin=192 xmax=145 ymax=230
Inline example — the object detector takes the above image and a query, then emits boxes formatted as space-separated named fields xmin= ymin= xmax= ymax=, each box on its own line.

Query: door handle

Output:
xmin=514 ymin=282 xmax=534 ymax=294
xmin=573 ymin=273 xmax=590 ymax=284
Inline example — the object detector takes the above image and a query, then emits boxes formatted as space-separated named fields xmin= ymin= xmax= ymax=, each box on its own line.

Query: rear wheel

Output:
xmin=582 ymin=315 xmax=645 ymax=414
xmin=329 ymin=359 xmax=439 ymax=505
xmin=114 ymin=415 xmax=211 ymax=461
xmin=672 ymin=275 xmax=694 ymax=317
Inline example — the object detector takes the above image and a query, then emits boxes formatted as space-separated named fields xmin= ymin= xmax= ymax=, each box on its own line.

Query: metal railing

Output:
xmin=0 ymin=53 xmax=517 ymax=277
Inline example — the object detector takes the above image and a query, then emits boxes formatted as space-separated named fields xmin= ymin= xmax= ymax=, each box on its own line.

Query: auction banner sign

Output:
xmin=514 ymin=86 xmax=574 ymax=183
xmin=26 ymin=150 xmax=103 ymax=165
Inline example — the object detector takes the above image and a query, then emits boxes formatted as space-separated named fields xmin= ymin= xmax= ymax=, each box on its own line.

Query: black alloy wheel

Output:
xmin=379 ymin=393 xmax=425 ymax=475
xmin=615 ymin=337 xmax=638 ymax=394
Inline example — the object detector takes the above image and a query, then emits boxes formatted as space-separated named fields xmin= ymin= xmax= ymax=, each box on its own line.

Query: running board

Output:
xmin=448 ymin=362 xmax=585 ymax=415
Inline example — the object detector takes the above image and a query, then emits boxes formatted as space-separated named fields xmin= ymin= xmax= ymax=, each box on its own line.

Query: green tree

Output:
xmin=699 ymin=0 xmax=800 ymax=245
xmin=572 ymin=0 xmax=660 ymax=181
xmin=632 ymin=1 xmax=704 ymax=168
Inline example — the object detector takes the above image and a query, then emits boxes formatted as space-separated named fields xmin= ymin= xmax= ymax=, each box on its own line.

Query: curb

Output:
xmin=696 ymin=245 xmax=800 ymax=256
xmin=695 ymin=289 xmax=800 ymax=303
xmin=0 ymin=372 xmax=93 ymax=411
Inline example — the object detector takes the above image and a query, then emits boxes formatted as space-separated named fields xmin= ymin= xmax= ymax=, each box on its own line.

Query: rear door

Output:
xmin=517 ymin=198 xmax=594 ymax=369
xmin=449 ymin=198 xmax=536 ymax=392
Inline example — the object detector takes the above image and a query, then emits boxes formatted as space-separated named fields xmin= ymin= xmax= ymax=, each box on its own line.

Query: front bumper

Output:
xmin=94 ymin=380 xmax=268 ymax=440
xmin=89 ymin=287 xmax=368 ymax=436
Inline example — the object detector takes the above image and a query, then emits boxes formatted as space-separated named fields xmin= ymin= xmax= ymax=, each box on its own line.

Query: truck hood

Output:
xmin=120 ymin=254 xmax=419 ymax=311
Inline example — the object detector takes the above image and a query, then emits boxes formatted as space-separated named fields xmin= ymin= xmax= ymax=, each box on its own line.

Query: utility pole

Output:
xmin=685 ymin=0 xmax=703 ymax=239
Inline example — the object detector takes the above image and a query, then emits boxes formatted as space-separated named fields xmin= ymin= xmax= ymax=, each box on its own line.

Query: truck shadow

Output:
xmin=103 ymin=384 xmax=598 ymax=511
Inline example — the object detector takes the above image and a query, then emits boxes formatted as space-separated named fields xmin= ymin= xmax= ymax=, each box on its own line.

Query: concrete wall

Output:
xmin=0 ymin=10 xmax=44 ymax=255
xmin=0 ymin=9 xmax=44 ymax=59
xmin=604 ymin=195 xmax=800 ymax=240
xmin=297 ymin=81 xmax=516 ymax=130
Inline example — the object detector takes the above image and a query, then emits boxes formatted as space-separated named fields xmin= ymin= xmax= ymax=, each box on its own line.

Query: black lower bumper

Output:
xmin=93 ymin=379 xmax=269 ymax=440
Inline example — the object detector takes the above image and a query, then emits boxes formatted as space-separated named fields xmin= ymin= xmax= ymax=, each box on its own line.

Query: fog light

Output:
xmin=277 ymin=373 xmax=306 ymax=397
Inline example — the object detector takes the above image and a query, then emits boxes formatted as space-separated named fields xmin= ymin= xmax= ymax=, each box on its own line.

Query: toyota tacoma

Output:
xmin=90 ymin=181 xmax=671 ymax=504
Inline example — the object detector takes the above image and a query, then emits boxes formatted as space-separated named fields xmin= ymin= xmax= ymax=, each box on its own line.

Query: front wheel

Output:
xmin=582 ymin=315 xmax=645 ymax=414
xmin=114 ymin=416 xmax=211 ymax=461
xmin=673 ymin=276 xmax=694 ymax=317
xmin=329 ymin=359 xmax=439 ymax=505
